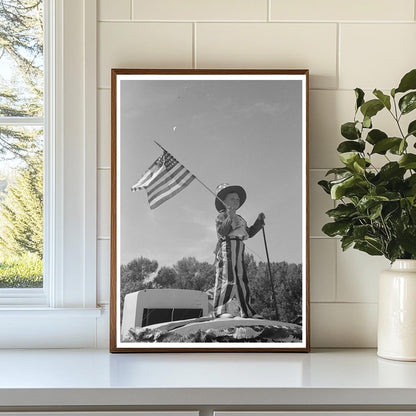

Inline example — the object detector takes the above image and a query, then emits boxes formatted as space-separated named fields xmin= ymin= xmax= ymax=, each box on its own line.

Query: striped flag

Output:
xmin=131 ymin=150 xmax=195 ymax=209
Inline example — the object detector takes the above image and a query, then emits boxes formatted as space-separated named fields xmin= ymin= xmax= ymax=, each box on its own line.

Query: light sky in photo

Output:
xmin=119 ymin=78 xmax=304 ymax=268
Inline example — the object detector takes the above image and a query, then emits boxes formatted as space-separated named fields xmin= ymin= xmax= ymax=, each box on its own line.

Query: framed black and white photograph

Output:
xmin=110 ymin=69 xmax=310 ymax=352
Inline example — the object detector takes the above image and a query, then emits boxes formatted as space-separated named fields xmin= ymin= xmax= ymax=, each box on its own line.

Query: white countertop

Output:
xmin=0 ymin=348 xmax=416 ymax=407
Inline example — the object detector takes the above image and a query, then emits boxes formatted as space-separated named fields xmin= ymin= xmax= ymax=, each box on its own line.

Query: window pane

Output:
xmin=0 ymin=126 xmax=43 ymax=289
xmin=0 ymin=0 xmax=44 ymax=117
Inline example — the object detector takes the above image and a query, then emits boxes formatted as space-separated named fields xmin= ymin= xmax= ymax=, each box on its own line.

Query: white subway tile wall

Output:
xmin=96 ymin=0 xmax=416 ymax=347
xmin=311 ymin=303 xmax=378 ymax=347
xmin=309 ymin=90 xmax=353 ymax=169
xmin=339 ymin=24 xmax=416 ymax=90
xmin=98 ymin=90 xmax=111 ymax=168
xmin=336 ymin=246 xmax=390 ymax=303
xmin=310 ymin=239 xmax=336 ymax=302
xmin=196 ymin=23 xmax=338 ymax=89
xmin=270 ymin=0 xmax=414 ymax=22
xmin=97 ymin=169 xmax=111 ymax=239
xmin=97 ymin=239 xmax=110 ymax=305
xmin=99 ymin=0 xmax=131 ymax=21
xmin=132 ymin=0 xmax=269 ymax=21
xmin=98 ymin=22 xmax=193 ymax=88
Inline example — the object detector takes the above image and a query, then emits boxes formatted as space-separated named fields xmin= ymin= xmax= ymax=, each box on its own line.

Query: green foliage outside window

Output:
xmin=0 ymin=0 xmax=44 ymax=288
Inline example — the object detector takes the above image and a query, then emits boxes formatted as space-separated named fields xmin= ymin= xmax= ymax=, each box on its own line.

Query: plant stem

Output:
xmin=380 ymin=214 xmax=391 ymax=241
xmin=389 ymin=97 xmax=407 ymax=140
xmin=365 ymin=239 xmax=384 ymax=255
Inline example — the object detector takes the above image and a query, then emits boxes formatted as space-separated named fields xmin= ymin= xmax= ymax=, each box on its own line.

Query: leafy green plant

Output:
xmin=319 ymin=69 xmax=416 ymax=262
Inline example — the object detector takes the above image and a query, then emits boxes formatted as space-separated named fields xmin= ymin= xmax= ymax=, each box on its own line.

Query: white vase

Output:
xmin=378 ymin=259 xmax=416 ymax=361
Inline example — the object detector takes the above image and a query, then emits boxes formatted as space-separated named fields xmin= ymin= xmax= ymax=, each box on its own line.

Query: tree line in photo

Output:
xmin=120 ymin=255 xmax=302 ymax=324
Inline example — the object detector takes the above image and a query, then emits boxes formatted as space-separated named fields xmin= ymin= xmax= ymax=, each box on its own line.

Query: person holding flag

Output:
xmin=131 ymin=143 xmax=273 ymax=321
xmin=213 ymin=183 xmax=266 ymax=319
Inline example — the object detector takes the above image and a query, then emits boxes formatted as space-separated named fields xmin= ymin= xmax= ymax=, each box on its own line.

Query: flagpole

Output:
xmin=154 ymin=140 xmax=228 ymax=210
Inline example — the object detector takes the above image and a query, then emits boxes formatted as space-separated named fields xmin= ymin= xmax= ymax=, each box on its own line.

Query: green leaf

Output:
xmin=353 ymin=158 xmax=366 ymax=174
xmin=407 ymin=120 xmax=416 ymax=137
xmin=391 ymin=88 xmax=396 ymax=97
xmin=330 ymin=176 xmax=358 ymax=199
xmin=386 ymin=240 xmax=402 ymax=262
xmin=384 ymin=203 xmax=400 ymax=222
xmin=339 ymin=152 xmax=359 ymax=166
xmin=378 ymin=162 xmax=406 ymax=181
xmin=326 ymin=203 xmax=357 ymax=220
xmin=363 ymin=116 xmax=372 ymax=129
xmin=357 ymin=195 xmax=389 ymax=212
xmin=353 ymin=224 xmax=374 ymax=239
xmin=341 ymin=236 xmax=355 ymax=251
xmin=365 ymin=236 xmax=384 ymax=252
xmin=410 ymin=206 xmax=416 ymax=222
xmin=337 ymin=140 xmax=365 ymax=153
xmin=329 ymin=175 xmax=354 ymax=185
xmin=339 ymin=152 xmax=360 ymax=167
xmin=360 ymin=99 xmax=384 ymax=119
xmin=390 ymin=139 xmax=408 ymax=155
xmin=406 ymin=174 xmax=416 ymax=187
xmin=318 ymin=180 xmax=331 ymax=195
xmin=405 ymin=175 xmax=416 ymax=196
xmin=407 ymin=196 xmax=416 ymax=207
xmin=399 ymin=92 xmax=416 ymax=115
xmin=373 ymin=89 xmax=391 ymax=110
xmin=355 ymin=88 xmax=365 ymax=110
xmin=399 ymin=154 xmax=416 ymax=169
xmin=322 ymin=221 xmax=351 ymax=237
xmin=398 ymin=226 xmax=416 ymax=255
xmin=341 ymin=122 xmax=361 ymax=140
xmin=371 ymin=137 xmax=402 ymax=154
xmin=399 ymin=139 xmax=407 ymax=154
xmin=366 ymin=129 xmax=387 ymax=145
xmin=369 ymin=203 xmax=383 ymax=220
xmin=354 ymin=241 xmax=383 ymax=256
xmin=395 ymin=69 xmax=416 ymax=94
xmin=325 ymin=167 xmax=351 ymax=176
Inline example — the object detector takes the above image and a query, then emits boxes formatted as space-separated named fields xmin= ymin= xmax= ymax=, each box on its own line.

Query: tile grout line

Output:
xmin=311 ymin=301 xmax=378 ymax=305
xmin=334 ymin=231 xmax=338 ymax=303
xmin=130 ymin=0 xmax=133 ymax=20
xmin=309 ymin=168 xmax=336 ymax=171
xmin=336 ymin=22 xmax=340 ymax=90
xmin=309 ymin=236 xmax=338 ymax=239
xmin=268 ymin=0 xmax=271 ymax=22
xmin=193 ymin=22 xmax=197 ymax=68
xmin=98 ymin=19 xmax=415 ymax=24
xmin=96 ymin=86 xmax=395 ymax=93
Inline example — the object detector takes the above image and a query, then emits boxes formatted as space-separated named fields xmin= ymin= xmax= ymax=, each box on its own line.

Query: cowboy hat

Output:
xmin=215 ymin=183 xmax=247 ymax=212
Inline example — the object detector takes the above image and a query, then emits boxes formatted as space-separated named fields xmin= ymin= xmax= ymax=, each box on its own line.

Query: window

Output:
xmin=0 ymin=0 xmax=45 ymax=294
xmin=0 ymin=0 xmax=100 ymax=348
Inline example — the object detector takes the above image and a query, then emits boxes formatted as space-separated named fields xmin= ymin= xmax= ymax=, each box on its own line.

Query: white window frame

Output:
xmin=0 ymin=0 xmax=101 ymax=348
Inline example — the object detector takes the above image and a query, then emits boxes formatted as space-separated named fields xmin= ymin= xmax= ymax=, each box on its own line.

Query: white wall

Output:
xmin=95 ymin=0 xmax=416 ymax=348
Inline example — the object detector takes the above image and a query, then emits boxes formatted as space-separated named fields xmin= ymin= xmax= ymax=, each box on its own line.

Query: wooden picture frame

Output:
xmin=110 ymin=69 xmax=310 ymax=352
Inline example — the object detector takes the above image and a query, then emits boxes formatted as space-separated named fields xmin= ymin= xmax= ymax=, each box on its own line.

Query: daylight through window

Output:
xmin=0 ymin=0 xmax=44 ymax=289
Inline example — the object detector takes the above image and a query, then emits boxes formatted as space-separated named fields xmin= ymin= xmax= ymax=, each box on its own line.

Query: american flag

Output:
xmin=131 ymin=150 xmax=195 ymax=209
